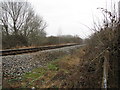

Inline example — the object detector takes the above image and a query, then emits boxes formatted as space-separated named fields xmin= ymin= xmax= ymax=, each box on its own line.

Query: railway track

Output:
xmin=0 ymin=43 xmax=79 ymax=56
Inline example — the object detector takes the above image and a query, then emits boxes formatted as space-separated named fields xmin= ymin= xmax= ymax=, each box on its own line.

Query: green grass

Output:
xmin=22 ymin=60 xmax=59 ymax=82
xmin=7 ymin=56 xmax=69 ymax=88
xmin=24 ymin=72 xmax=42 ymax=79
xmin=23 ymin=59 xmax=59 ymax=78
xmin=46 ymin=57 xmax=63 ymax=71
xmin=47 ymin=63 xmax=59 ymax=71
xmin=8 ymin=78 xmax=22 ymax=83
xmin=19 ymin=60 xmax=60 ymax=87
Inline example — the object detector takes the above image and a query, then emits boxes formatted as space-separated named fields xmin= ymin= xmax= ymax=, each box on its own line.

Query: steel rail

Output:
xmin=0 ymin=43 xmax=79 ymax=56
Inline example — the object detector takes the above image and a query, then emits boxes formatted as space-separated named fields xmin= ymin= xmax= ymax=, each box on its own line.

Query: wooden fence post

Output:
xmin=102 ymin=49 xmax=109 ymax=89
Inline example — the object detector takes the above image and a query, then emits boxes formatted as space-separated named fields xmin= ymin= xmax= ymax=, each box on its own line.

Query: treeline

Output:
xmin=0 ymin=1 xmax=82 ymax=49
xmin=2 ymin=34 xmax=82 ymax=49
xmin=45 ymin=35 xmax=82 ymax=45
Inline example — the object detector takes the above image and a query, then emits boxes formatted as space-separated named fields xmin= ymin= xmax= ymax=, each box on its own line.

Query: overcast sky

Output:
xmin=28 ymin=0 xmax=119 ymax=38
xmin=1 ymin=0 xmax=119 ymax=38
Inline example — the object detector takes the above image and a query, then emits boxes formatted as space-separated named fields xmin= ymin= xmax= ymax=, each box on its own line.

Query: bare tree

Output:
xmin=0 ymin=0 xmax=47 ymax=48
xmin=0 ymin=0 xmax=47 ymax=36
xmin=22 ymin=14 xmax=47 ymax=37
xmin=0 ymin=1 xmax=28 ymax=35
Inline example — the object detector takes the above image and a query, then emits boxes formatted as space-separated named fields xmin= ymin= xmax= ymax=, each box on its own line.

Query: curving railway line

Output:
xmin=0 ymin=43 xmax=79 ymax=56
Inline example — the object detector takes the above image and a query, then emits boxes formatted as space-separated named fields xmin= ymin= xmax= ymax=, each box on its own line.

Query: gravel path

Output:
xmin=2 ymin=45 xmax=82 ymax=78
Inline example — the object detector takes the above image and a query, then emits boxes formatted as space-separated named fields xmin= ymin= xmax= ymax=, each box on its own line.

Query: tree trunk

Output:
xmin=13 ymin=21 xmax=18 ymax=35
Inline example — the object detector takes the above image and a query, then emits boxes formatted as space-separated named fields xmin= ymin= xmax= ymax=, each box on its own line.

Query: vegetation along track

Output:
xmin=0 ymin=43 xmax=79 ymax=56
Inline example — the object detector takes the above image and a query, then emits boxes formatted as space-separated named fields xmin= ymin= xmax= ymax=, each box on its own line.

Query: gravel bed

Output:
xmin=2 ymin=45 xmax=82 ymax=78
